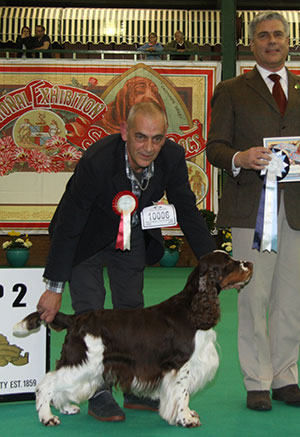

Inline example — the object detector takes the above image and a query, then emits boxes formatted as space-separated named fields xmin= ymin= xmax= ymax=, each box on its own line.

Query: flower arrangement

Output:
xmin=163 ymin=235 xmax=183 ymax=252
xmin=2 ymin=231 xmax=33 ymax=250
xmin=221 ymin=228 xmax=232 ymax=254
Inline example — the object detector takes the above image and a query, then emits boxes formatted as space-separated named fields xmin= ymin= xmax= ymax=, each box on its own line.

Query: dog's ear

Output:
xmin=198 ymin=259 xmax=209 ymax=276
xmin=188 ymin=271 xmax=221 ymax=330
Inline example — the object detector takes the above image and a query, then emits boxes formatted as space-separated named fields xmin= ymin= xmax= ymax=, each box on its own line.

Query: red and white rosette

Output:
xmin=112 ymin=191 xmax=138 ymax=250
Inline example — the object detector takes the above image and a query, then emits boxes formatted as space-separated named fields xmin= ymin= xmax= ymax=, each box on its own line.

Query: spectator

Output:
xmin=163 ymin=30 xmax=197 ymax=60
xmin=206 ymin=11 xmax=300 ymax=411
xmin=15 ymin=26 xmax=34 ymax=58
xmin=37 ymin=101 xmax=216 ymax=423
xmin=137 ymin=32 xmax=163 ymax=60
xmin=34 ymin=25 xmax=52 ymax=58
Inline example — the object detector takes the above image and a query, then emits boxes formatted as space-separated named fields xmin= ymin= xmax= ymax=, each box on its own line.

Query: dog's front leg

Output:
xmin=35 ymin=373 xmax=60 ymax=426
xmin=159 ymin=363 xmax=201 ymax=427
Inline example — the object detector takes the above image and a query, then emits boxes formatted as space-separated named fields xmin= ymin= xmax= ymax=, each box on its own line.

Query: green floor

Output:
xmin=1 ymin=267 xmax=299 ymax=436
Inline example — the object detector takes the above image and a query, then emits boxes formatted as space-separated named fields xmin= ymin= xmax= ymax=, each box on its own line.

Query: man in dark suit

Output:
xmin=37 ymin=101 xmax=216 ymax=422
xmin=206 ymin=11 xmax=300 ymax=411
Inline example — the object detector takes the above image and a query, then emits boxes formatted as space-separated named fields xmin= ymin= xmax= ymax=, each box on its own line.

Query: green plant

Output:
xmin=200 ymin=209 xmax=216 ymax=234
xmin=163 ymin=235 xmax=183 ymax=252
xmin=2 ymin=230 xmax=32 ymax=250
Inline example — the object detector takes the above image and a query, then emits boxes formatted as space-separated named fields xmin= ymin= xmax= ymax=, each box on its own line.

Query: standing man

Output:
xmin=37 ymin=102 xmax=216 ymax=422
xmin=206 ymin=11 xmax=300 ymax=411
xmin=34 ymin=25 xmax=52 ymax=58
xmin=163 ymin=30 xmax=197 ymax=60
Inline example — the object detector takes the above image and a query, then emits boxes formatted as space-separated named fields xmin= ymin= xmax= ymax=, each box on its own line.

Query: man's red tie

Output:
xmin=269 ymin=74 xmax=287 ymax=115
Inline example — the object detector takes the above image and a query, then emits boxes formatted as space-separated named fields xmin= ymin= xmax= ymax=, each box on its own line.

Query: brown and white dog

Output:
xmin=13 ymin=251 xmax=253 ymax=428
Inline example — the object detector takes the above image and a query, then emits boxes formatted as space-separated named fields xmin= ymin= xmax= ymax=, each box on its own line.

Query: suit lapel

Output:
xmin=112 ymin=142 xmax=132 ymax=193
xmin=245 ymin=66 xmax=279 ymax=114
xmin=286 ymin=70 xmax=300 ymax=115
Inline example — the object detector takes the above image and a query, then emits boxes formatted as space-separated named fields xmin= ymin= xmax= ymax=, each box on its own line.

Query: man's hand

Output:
xmin=37 ymin=290 xmax=62 ymax=323
xmin=234 ymin=147 xmax=272 ymax=170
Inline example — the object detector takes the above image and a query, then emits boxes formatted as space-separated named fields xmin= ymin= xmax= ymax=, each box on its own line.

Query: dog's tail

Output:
xmin=13 ymin=311 xmax=73 ymax=337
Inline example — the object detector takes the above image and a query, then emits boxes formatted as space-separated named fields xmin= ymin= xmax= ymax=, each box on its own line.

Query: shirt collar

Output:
xmin=124 ymin=143 xmax=154 ymax=182
xmin=256 ymin=64 xmax=287 ymax=82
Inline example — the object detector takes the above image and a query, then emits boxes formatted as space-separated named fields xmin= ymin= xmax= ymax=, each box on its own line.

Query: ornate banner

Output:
xmin=0 ymin=60 xmax=221 ymax=233
xmin=237 ymin=60 xmax=300 ymax=77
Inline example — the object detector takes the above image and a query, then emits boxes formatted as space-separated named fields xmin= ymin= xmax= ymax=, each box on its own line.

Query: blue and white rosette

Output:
xmin=252 ymin=148 xmax=289 ymax=252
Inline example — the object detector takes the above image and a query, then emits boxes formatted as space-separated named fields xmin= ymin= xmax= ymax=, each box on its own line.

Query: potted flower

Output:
xmin=160 ymin=235 xmax=183 ymax=267
xmin=2 ymin=230 xmax=32 ymax=267
xmin=221 ymin=228 xmax=232 ymax=255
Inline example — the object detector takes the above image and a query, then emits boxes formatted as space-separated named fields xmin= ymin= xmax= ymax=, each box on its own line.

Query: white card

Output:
xmin=140 ymin=204 xmax=177 ymax=229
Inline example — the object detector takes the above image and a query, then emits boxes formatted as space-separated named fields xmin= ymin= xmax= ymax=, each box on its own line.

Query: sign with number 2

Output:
xmin=0 ymin=268 xmax=49 ymax=402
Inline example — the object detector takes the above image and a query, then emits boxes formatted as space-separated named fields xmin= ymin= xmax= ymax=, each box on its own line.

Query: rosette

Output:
xmin=112 ymin=191 xmax=138 ymax=251
xmin=252 ymin=148 xmax=289 ymax=252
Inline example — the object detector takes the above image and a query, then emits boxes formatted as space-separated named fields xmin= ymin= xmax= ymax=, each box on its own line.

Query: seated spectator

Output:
xmin=163 ymin=30 xmax=197 ymax=60
xmin=15 ymin=26 xmax=34 ymax=58
xmin=137 ymin=32 xmax=163 ymax=60
xmin=34 ymin=25 xmax=52 ymax=58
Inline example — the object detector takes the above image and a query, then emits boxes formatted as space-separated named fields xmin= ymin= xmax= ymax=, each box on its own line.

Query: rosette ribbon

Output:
xmin=252 ymin=148 xmax=289 ymax=252
xmin=112 ymin=191 xmax=138 ymax=251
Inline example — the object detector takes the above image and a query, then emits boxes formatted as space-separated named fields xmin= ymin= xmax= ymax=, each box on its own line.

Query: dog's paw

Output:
xmin=60 ymin=404 xmax=80 ymax=415
xmin=176 ymin=409 xmax=201 ymax=428
xmin=42 ymin=415 xmax=61 ymax=426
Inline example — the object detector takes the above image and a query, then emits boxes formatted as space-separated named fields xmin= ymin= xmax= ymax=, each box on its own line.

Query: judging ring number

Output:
xmin=0 ymin=283 xmax=27 ymax=307
xmin=148 ymin=210 xmax=170 ymax=221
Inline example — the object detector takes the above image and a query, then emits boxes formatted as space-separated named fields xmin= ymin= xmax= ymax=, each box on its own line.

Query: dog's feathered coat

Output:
xmin=13 ymin=251 xmax=253 ymax=427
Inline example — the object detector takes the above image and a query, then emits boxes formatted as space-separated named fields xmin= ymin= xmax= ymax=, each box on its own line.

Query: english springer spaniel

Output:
xmin=13 ymin=251 xmax=252 ymax=428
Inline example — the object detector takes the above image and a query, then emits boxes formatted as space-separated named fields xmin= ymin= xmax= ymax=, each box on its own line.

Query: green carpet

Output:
xmin=1 ymin=267 xmax=299 ymax=436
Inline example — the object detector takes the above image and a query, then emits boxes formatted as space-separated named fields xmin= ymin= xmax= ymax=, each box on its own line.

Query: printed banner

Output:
xmin=237 ymin=60 xmax=300 ymax=76
xmin=0 ymin=268 xmax=49 ymax=401
xmin=0 ymin=60 xmax=221 ymax=233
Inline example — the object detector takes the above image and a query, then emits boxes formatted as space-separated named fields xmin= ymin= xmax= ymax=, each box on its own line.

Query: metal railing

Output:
xmin=0 ymin=48 xmax=221 ymax=61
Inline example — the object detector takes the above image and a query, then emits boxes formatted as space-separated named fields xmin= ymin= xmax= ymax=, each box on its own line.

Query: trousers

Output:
xmin=69 ymin=226 xmax=146 ymax=314
xmin=232 ymin=192 xmax=300 ymax=391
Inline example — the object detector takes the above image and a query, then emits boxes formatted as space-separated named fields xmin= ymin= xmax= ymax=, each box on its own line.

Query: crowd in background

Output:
xmin=14 ymin=28 xmax=200 ymax=59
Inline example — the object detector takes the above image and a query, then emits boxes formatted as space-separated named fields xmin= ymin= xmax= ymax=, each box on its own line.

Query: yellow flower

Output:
xmin=8 ymin=230 xmax=21 ymax=237
xmin=163 ymin=235 xmax=183 ymax=252
xmin=15 ymin=238 xmax=25 ymax=244
xmin=2 ymin=231 xmax=33 ymax=250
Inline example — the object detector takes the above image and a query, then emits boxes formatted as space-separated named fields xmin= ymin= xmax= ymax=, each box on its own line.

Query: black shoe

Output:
xmin=123 ymin=393 xmax=159 ymax=412
xmin=88 ymin=390 xmax=125 ymax=422
xmin=272 ymin=384 xmax=300 ymax=406
xmin=246 ymin=391 xmax=272 ymax=411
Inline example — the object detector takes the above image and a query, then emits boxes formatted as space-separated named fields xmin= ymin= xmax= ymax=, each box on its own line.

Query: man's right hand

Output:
xmin=234 ymin=147 xmax=272 ymax=170
xmin=36 ymin=290 xmax=62 ymax=323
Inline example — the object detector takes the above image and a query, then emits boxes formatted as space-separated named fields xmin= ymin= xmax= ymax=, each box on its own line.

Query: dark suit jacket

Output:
xmin=44 ymin=135 xmax=215 ymax=282
xmin=206 ymin=66 xmax=300 ymax=230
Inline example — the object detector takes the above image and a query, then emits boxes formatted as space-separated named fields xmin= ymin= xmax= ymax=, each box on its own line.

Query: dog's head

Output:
xmin=185 ymin=250 xmax=253 ymax=330
xmin=198 ymin=250 xmax=253 ymax=292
